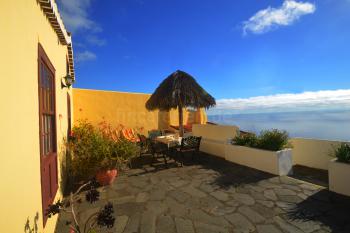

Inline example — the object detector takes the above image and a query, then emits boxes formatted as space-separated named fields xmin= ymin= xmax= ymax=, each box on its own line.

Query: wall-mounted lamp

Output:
xmin=61 ymin=74 xmax=74 ymax=88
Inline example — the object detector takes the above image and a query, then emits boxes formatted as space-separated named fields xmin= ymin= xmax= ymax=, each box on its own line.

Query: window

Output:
xmin=39 ymin=48 xmax=56 ymax=156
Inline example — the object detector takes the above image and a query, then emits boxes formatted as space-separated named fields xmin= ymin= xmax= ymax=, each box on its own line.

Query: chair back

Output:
xmin=149 ymin=140 xmax=167 ymax=154
xmin=181 ymin=136 xmax=202 ymax=151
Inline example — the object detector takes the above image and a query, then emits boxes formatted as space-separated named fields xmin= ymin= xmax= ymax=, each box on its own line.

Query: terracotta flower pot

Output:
xmin=96 ymin=169 xmax=118 ymax=186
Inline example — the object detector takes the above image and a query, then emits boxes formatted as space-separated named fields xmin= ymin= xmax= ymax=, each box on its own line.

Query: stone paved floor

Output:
xmin=57 ymin=153 xmax=350 ymax=233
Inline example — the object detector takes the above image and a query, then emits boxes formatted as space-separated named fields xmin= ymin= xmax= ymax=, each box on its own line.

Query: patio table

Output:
xmin=154 ymin=135 xmax=182 ymax=148
xmin=150 ymin=135 xmax=181 ymax=166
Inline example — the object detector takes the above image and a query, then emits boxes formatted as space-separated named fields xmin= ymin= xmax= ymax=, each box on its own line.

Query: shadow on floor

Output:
xmin=128 ymin=153 xmax=182 ymax=176
xmin=195 ymin=152 xmax=275 ymax=189
xmin=286 ymin=189 xmax=350 ymax=232
xmin=290 ymin=165 xmax=329 ymax=187
xmin=130 ymin=152 xmax=275 ymax=190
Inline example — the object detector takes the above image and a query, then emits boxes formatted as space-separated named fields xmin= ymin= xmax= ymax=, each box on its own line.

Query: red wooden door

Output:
xmin=38 ymin=44 xmax=58 ymax=226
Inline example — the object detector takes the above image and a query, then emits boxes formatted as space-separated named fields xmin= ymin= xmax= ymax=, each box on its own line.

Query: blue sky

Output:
xmin=57 ymin=0 xmax=350 ymax=113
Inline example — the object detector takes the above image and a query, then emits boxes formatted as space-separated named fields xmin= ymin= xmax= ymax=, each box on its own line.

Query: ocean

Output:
xmin=207 ymin=110 xmax=350 ymax=141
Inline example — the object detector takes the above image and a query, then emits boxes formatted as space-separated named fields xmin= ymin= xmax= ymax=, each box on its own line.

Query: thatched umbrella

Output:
xmin=146 ymin=70 xmax=216 ymax=136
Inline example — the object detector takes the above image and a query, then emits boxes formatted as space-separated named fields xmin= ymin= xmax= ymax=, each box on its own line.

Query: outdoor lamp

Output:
xmin=61 ymin=74 xmax=74 ymax=88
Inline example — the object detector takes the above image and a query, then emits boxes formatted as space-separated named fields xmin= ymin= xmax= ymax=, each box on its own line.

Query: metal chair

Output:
xmin=176 ymin=136 xmax=202 ymax=165
xmin=137 ymin=134 xmax=150 ymax=156
xmin=136 ymin=133 xmax=169 ymax=166
xmin=149 ymin=140 xmax=168 ymax=166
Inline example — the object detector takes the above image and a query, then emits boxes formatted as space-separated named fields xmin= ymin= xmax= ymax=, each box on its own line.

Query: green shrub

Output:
xmin=257 ymin=129 xmax=290 ymax=151
xmin=333 ymin=143 xmax=350 ymax=163
xmin=233 ymin=129 xmax=291 ymax=151
xmin=68 ymin=120 xmax=139 ymax=181
xmin=233 ymin=134 xmax=258 ymax=147
xmin=68 ymin=121 xmax=110 ymax=180
xmin=110 ymin=138 xmax=140 ymax=169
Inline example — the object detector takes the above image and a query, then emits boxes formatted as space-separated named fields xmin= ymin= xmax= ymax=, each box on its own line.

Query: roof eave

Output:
xmin=38 ymin=0 xmax=75 ymax=80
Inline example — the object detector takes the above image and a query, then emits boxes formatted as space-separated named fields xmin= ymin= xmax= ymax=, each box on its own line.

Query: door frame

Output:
xmin=37 ymin=43 xmax=58 ymax=227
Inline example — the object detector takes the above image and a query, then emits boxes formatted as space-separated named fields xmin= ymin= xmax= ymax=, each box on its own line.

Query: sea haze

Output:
xmin=207 ymin=110 xmax=350 ymax=141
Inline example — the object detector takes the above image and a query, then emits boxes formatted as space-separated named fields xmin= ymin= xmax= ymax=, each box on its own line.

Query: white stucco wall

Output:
xmin=225 ymin=145 xmax=293 ymax=175
xmin=290 ymin=138 xmax=345 ymax=170
xmin=192 ymin=124 xmax=239 ymax=158
xmin=329 ymin=159 xmax=350 ymax=196
xmin=193 ymin=125 xmax=348 ymax=172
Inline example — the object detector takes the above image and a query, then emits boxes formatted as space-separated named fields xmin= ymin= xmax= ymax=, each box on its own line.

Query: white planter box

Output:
xmin=225 ymin=145 xmax=293 ymax=176
xmin=329 ymin=159 xmax=350 ymax=196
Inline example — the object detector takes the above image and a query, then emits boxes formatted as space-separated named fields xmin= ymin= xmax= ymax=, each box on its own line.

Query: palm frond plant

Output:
xmin=146 ymin=70 xmax=216 ymax=136
xmin=46 ymin=179 xmax=115 ymax=233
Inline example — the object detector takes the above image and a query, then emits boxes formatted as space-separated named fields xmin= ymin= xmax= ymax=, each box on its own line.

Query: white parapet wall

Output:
xmin=329 ymin=159 xmax=350 ymax=196
xmin=193 ymin=124 xmax=348 ymax=174
xmin=192 ymin=124 xmax=239 ymax=158
xmin=290 ymin=138 xmax=344 ymax=170
xmin=225 ymin=145 xmax=293 ymax=176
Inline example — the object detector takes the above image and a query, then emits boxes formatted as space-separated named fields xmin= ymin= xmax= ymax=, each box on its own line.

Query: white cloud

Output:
xmin=86 ymin=35 xmax=106 ymax=46
xmin=209 ymin=89 xmax=350 ymax=115
xmin=57 ymin=0 xmax=100 ymax=33
xmin=243 ymin=0 xmax=316 ymax=35
xmin=75 ymin=50 xmax=97 ymax=63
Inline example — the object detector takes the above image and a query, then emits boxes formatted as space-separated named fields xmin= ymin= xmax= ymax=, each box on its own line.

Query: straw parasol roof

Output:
xmin=146 ymin=70 xmax=216 ymax=136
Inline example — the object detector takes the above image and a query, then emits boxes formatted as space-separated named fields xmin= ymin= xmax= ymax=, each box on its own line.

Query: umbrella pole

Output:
xmin=178 ymin=106 xmax=184 ymax=137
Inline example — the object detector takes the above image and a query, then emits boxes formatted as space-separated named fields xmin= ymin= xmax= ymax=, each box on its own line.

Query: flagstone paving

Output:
xmin=56 ymin=154 xmax=350 ymax=233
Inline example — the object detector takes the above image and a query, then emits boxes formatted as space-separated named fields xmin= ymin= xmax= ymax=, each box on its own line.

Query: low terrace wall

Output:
xmin=193 ymin=124 xmax=348 ymax=171
xmin=290 ymin=138 xmax=344 ymax=170
xmin=192 ymin=124 xmax=239 ymax=158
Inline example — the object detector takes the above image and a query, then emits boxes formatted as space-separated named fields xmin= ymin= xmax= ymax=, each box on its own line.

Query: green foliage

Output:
xmin=233 ymin=134 xmax=258 ymax=148
xmin=68 ymin=120 xmax=139 ymax=181
xmin=110 ymin=138 xmax=140 ymax=169
xmin=68 ymin=121 xmax=104 ymax=180
xmin=233 ymin=129 xmax=291 ymax=151
xmin=257 ymin=129 xmax=290 ymax=151
xmin=333 ymin=143 xmax=350 ymax=163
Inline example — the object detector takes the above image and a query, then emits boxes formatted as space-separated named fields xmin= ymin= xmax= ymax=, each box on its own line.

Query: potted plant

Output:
xmin=95 ymin=157 xmax=118 ymax=186
xmin=97 ymin=122 xmax=139 ymax=185
xmin=225 ymin=129 xmax=293 ymax=176
xmin=68 ymin=121 xmax=139 ymax=186
xmin=329 ymin=143 xmax=350 ymax=196
xmin=67 ymin=121 xmax=116 ymax=185
xmin=111 ymin=138 xmax=140 ymax=170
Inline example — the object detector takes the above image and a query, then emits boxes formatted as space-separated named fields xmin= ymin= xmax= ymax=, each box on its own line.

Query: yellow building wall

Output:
xmin=0 ymin=1 xmax=72 ymax=232
xmin=73 ymin=88 xmax=207 ymax=133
